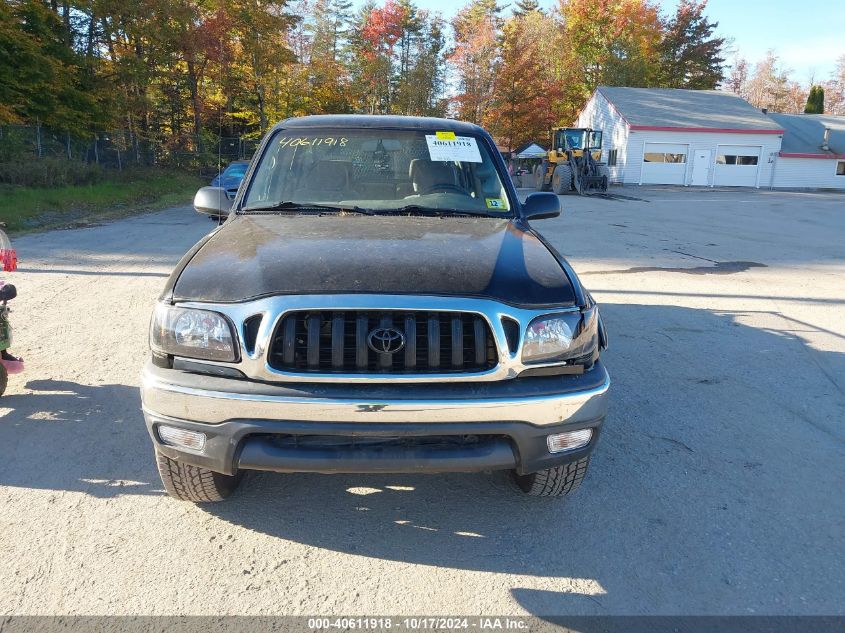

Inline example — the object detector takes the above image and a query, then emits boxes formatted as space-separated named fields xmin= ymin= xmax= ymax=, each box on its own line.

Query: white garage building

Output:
xmin=576 ymin=87 xmax=785 ymax=187
xmin=768 ymin=113 xmax=845 ymax=190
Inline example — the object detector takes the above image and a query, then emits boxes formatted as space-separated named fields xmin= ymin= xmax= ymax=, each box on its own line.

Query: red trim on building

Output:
xmin=778 ymin=152 xmax=845 ymax=159
xmin=629 ymin=125 xmax=784 ymax=134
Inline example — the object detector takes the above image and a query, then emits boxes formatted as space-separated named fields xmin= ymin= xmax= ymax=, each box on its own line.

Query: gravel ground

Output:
xmin=0 ymin=187 xmax=843 ymax=616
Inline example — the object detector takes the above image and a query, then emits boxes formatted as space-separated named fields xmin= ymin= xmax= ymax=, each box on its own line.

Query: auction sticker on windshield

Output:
xmin=425 ymin=135 xmax=482 ymax=163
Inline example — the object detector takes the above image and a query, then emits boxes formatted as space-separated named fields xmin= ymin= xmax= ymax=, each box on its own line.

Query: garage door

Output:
xmin=641 ymin=143 xmax=688 ymax=185
xmin=714 ymin=145 xmax=760 ymax=187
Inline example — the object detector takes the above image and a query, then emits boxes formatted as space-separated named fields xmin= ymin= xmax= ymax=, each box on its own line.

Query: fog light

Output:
xmin=547 ymin=429 xmax=592 ymax=453
xmin=158 ymin=425 xmax=206 ymax=452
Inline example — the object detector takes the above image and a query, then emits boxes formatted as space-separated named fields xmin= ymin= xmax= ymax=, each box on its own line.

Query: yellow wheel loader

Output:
xmin=534 ymin=128 xmax=610 ymax=195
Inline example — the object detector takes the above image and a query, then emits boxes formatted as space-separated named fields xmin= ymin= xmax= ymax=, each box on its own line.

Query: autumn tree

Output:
xmin=349 ymin=0 xmax=406 ymax=113
xmin=562 ymin=0 xmax=664 ymax=95
xmin=394 ymin=10 xmax=448 ymax=116
xmin=746 ymin=50 xmax=794 ymax=112
xmin=450 ymin=0 xmax=502 ymax=124
xmin=486 ymin=8 xmax=558 ymax=151
xmin=307 ymin=0 xmax=354 ymax=113
xmin=822 ymin=56 xmax=844 ymax=115
xmin=725 ymin=54 xmax=750 ymax=100
xmin=346 ymin=0 xmax=446 ymax=116
xmin=227 ymin=0 xmax=297 ymax=132
xmin=658 ymin=0 xmax=725 ymax=89
xmin=1 ymin=0 xmax=816 ymax=168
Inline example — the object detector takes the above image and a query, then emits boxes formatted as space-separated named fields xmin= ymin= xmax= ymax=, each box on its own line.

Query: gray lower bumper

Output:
xmin=141 ymin=361 xmax=609 ymax=475
xmin=238 ymin=434 xmax=519 ymax=474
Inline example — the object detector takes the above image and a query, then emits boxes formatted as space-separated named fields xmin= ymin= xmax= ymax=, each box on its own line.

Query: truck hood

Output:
xmin=169 ymin=214 xmax=575 ymax=307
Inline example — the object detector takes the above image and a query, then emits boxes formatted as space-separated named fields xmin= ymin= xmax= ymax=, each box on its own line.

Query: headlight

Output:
xmin=150 ymin=304 xmax=238 ymax=362
xmin=522 ymin=308 xmax=599 ymax=365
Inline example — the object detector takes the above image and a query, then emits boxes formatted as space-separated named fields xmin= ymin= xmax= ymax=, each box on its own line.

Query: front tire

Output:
xmin=0 ymin=363 xmax=7 ymax=397
xmin=551 ymin=164 xmax=572 ymax=195
xmin=512 ymin=457 xmax=590 ymax=497
xmin=156 ymin=450 xmax=243 ymax=502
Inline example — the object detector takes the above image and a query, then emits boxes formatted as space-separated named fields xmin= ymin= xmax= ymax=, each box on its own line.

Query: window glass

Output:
xmin=225 ymin=163 xmax=248 ymax=176
xmin=608 ymin=149 xmax=618 ymax=167
xmin=644 ymin=152 xmax=686 ymax=163
xmin=836 ymin=161 xmax=845 ymax=176
xmin=564 ymin=130 xmax=584 ymax=150
xmin=242 ymin=128 xmax=512 ymax=215
xmin=717 ymin=155 xmax=758 ymax=166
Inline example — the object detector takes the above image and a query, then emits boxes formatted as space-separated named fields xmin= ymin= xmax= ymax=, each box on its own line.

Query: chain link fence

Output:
xmin=0 ymin=124 xmax=261 ymax=171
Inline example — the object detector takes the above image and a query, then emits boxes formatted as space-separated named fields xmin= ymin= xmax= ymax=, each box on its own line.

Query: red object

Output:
xmin=629 ymin=125 xmax=784 ymax=134
xmin=1 ymin=358 xmax=24 ymax=374
xmin=779 ymin=152 xmax=845 ymax=159
xmin=0 ymin=248 xmax=17 ymax=272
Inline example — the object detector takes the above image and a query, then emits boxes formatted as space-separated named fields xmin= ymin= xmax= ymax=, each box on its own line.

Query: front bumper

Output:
xmin=141 ymin=361 xmax=609 ymax=476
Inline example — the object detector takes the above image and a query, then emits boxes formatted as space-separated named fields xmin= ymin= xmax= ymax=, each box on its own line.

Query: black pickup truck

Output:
xmin=142 ymin=115 xmax=609 ymax=502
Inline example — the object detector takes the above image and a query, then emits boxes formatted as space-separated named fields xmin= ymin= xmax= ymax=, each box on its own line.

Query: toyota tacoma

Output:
xmin=141 ymin=115 xmax=610 ymax=502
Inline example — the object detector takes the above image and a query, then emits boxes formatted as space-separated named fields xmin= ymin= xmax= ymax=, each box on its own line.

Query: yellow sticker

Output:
xmin=485 ymin=198 xmax=506 ymax=210
xmin=436 ymin=131 xmax=457 ymax=141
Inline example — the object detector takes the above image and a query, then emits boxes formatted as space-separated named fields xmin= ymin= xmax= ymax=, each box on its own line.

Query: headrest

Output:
xmin=408 ymin=159 xmax=456 ymax=193
xmin=305 ymin=160 xmax=352 ymax=190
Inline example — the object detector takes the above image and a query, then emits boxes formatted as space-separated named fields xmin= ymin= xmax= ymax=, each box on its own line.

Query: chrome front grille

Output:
xmin=268 ymin=310 xmax=497 ymax=374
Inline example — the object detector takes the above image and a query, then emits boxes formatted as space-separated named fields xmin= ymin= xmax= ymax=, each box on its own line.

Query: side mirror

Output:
xmin=522 ymin=192 xmax=561 ymax=220
xmin=193 ymin=186 xmax=231 ymax=216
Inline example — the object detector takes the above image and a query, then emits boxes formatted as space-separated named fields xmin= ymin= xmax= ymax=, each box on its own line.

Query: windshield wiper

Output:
xmin=383 ymin=205 xmax=485 ymax=217
xmin=240 ymin=201 xmax=374 ymax=215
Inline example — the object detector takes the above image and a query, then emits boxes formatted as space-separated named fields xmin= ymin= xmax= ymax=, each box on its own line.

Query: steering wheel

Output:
xmin=420 ymin=183 xmax=470 ymax=196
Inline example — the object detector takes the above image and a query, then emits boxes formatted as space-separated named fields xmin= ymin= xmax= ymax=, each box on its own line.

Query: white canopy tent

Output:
xmin=515 ymin=143 xmax=547 ymax=159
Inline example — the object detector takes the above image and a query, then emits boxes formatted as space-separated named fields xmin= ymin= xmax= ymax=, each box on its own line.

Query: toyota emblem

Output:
xmin=367 ymin=327 xmax=406 ymax=354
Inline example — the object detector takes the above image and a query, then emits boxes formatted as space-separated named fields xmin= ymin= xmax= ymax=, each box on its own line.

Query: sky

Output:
xmin=677 ymin=0 xmax=845 ymax=81
xmin=351 ymin=0 xmax=845 ymax=83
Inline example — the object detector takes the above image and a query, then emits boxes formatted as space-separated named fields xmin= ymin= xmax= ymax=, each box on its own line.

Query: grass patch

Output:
xmin=0 ymin=169 xmax=204 ymax=233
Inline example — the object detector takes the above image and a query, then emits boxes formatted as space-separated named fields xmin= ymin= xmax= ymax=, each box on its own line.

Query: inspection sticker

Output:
xmin=485 ymin=198 xmax=506 ymax=210
xmin=425 ymin=134 xmax=482 ymax=163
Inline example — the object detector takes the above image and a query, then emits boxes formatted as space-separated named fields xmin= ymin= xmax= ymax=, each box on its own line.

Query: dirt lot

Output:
xmin=1 ymin=186 xmax=843 ymax=615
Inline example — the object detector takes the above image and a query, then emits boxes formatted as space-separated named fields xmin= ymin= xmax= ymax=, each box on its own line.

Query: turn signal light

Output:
xmin=547 ymin=429 xmax=592 ymax=454
xmin=158 ymin=425 xmax=206 ymax=452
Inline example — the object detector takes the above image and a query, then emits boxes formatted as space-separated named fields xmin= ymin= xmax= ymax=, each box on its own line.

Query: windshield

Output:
xmin=225 ymin=163 xmax=248 ymax=177
xmin=241 ymin=128 xmax=512 ymax=216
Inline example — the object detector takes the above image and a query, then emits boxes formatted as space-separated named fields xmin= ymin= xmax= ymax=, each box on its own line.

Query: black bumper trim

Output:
xmin=148 ymin=416 xmax=603 ymax=476
xmin=238 ymin=436 xmax=518 ymax=474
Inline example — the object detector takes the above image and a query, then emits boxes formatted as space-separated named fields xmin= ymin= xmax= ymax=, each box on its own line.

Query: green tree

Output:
xmin=307 ymin=0 xmax=354 ymax=112
xmin=804 ymin=85 xmax=824 ymax=114
xmin=511 ymin=0 xmax=541 ymax=17
xmin=396 ymin=10 xmax=448 ymax=116
xmin=0 ymin=0 xmax=101 ymax=133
